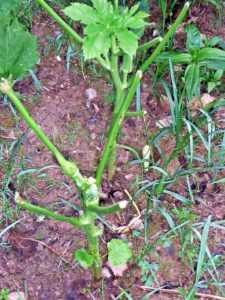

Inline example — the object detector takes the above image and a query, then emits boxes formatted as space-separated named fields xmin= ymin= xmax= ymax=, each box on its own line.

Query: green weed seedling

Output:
xmin=157 ymin=24 xmax=225 ymax=101
xmin=0 ymin=1 xmax=189 ymax=280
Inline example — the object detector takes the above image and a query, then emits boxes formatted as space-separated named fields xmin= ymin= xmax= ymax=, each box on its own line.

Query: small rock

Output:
xmin=107 ymin=261 xmax=128 ymax=277
xmin=85 ymin=88 xmax=97 ymax=108
xmin=8 ymin=292 xmax=26 ymax=300
xmin=112 ymin=279 xmax=119 ymax=287
xmin=152 ymin=29 xmax=158 ymax=37
xmin=125 ymin=174 xmax=133 ymax=180
xmin=8 ymin=130 xmax=16 ymax=139
xmin=113 ymin=191 xmax=124 ymax=199
xmin=129 ymin=217 xmax=144 ymax=231
xmin=201 ymin=93 xmax=215 ymax=106
xmin=102 ymin=267 xmax=112 ymax=279
xmin=91 ymin=133 xmax=96 ymax=140
xmin=7 ymin=260 xmax=17 ymax=274
xmin=93 ymin=103 xmax=100 ymax=113
xmin=119 ymin=234 xmax=128 ymax=240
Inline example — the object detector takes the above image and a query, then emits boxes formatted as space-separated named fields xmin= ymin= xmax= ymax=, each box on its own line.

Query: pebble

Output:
xmin=85 ymin=88 xmax=97 ymax=108
xmin=129 ymin=217 xmax=144 ymax=231
xmin=8 ymin=292 xmax=26 ymax=300
xmin=113 ymin=191 xmax=124 ymax=199
xmin=102 ymin=267 xmax=112 ymax=279
xmin=125 ymin=174 xmax=133 ymax=180
xmin=152 ymin=29 xmax=158 ymax=37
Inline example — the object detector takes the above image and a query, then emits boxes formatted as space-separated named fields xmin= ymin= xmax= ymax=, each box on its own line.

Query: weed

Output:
xmin=0 ymin=289 xmax=10 ymax=300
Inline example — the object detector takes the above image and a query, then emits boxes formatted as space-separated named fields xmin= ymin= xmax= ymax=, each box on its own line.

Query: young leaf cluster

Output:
xmin=63 ymin=0 xmax=148 ymax=59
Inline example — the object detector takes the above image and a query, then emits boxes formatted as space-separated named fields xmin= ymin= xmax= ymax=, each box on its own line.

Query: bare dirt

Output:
xmin=1 ymin=2 xmax=225 ymax=300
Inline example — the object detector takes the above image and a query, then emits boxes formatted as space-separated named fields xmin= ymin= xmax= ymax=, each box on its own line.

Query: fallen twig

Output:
xmin=138 ymin=285 xmax=225 ymax=300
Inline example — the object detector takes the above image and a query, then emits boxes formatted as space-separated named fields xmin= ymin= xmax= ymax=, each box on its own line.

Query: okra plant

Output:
xmin=0 ymin=0 xmax=189 ymax=279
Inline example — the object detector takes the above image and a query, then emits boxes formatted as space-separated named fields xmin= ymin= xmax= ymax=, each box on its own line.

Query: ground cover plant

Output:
xmin=1 ymin=0 xmax=225 ymax=299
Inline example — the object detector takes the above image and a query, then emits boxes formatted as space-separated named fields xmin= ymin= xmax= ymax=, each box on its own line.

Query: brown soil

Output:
xmin=1 ymin=2 xmax=225 ymax=300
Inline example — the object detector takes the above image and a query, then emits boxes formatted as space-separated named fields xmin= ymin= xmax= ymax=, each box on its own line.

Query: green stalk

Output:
xmin=15 ymin=192 xmax=81 ymax=227
xmin=138 ymin=37 xmax=163 ymax=52
xmin=96 ymin=71 xmax=142 ymax=186
xmin=107 ymin=35 xmax=125 ymax=180
xmin=140 ymin=2 xmax=190 ymax=72
xmin=36 ymin=0 xmax=83 ymax=44
xmin=83 ymin=219 xmax=102 ymax=280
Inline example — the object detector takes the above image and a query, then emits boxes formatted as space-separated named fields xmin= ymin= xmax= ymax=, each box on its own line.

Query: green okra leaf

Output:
xmin=63 ymin=0 xmax=147 ymax=60
xmin=74 ymin=248 xmax=94 ymax=269
xmin=0 ymin=19 xmax=39 ymax=79
xmin=0 ymin=0 xmax=16 ymax=18
xmin=63 ymin=3 xmax=101 ymax=25
xmin=107 ymin=239 xmax=132 ymax=266
xmin=116 ymin=29 xmax=138 ymax=57
xmin=83 ymin=24 xmax=111 ymax=60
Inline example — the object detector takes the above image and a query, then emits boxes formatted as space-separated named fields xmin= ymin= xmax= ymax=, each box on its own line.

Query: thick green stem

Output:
xmin=138 ymin=37 xmax=163 ymax=52
xmin=15 ymin=192 xmax=81 ymax=227
xmin=140 ymin=2 xmax=190 ymax=72
xmin=36 ymin=0 xmax=83 ymax=44
xmin=82 ymin=211 xmax=102 ymax=280
xmin=108 ymin=141 xmax=117 ymax=180
xmin=110 ymin=35 xmax=123 ymax=97
xmin=96 ymin=71 xmax=142 ymax=186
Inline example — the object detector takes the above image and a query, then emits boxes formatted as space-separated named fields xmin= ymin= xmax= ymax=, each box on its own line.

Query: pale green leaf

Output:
xmin=92 ymin=0 xmax=113 ymax=16
xmin=198 ymin=48 xmax=225 ymax=70
xmin=128 ymin=4 xmax=140 ymax=16
xmin=107 ymin=239 xmax=132 ymax=266
xmin=116 ymin=29 xmax=138 ymax=57
xmin=74 ymin=248 xmax=93 ymax=269
xmin=0 ymin=20 xmax=39 ymax=79
xmin=83 ymin=24 xmax=110 ymax=59
xmin=63 ymin=3 xmax=100 ymax=25
xmin=214 ymin=69 xmax=223 ymax=81
xmin=134 ymin=11 xmax=149 ymax=19
xmin=125 ymin=17 xmax=146 ymax=29
xmin=0 ymin=0 xmax=17 ymax=17
xmin=207 ymin=81 xmax=216 ymax=93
